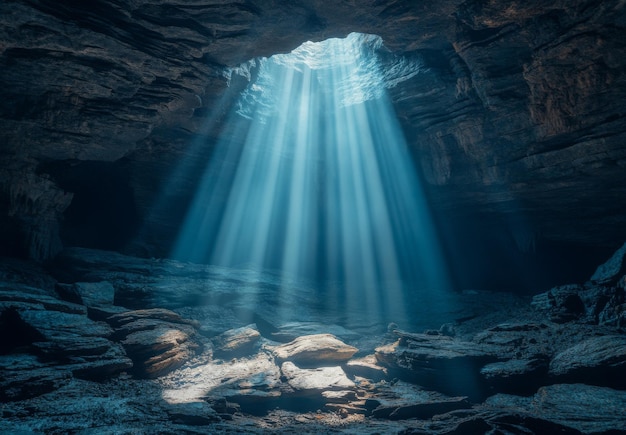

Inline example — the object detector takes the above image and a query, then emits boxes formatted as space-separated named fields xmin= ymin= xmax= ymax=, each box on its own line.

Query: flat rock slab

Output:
xmin=486 ymin=383 xmax=626 ymax=434
xmin=0 ymin=354 xmax=72 ymax=402
xmin=281 ymin=361 xmax=355 ymax=392
xmin=375 ymin=332 xmax=500 ymax=370
xmin=549 ymin=335 xmax=626 ymax=388
xmin=270 ymin=333 xmax=358 ymax=365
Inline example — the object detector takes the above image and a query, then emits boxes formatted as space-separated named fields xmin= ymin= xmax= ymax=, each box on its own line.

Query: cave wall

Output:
xmin=1 ymin=0 xmax=625 ymax=277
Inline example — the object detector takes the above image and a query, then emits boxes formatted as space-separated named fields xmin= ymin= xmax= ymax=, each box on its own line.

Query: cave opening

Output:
xmin=171 ymin=33 xmax=453 ymax=328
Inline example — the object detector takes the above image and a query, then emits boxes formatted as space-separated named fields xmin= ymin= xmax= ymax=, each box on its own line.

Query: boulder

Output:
xmin=212 ymin=324 xmax=261 ymax=358
xmin=120 ymin=324 xmax=198 ymax=378
xmin=549 ymin=335 xmax=626 ymax=388
xmin=270 ymin=334 xmax=358 ymax=366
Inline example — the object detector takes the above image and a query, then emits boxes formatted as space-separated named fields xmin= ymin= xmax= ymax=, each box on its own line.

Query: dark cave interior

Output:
xmin=1 ymin=0 xmax=626 ymax=433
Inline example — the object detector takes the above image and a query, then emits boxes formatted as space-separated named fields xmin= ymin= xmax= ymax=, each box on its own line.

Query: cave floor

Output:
xmin=1 ymin=248 xmax=626 ymax=434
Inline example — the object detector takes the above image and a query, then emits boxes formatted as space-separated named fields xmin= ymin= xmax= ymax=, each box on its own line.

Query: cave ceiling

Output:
xmin=1 ymin=0 xmax=626 ymax=259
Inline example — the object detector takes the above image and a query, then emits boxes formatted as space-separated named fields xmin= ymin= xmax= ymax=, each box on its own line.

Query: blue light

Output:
xmin=173 ymin=33 xmax=452 ymax=327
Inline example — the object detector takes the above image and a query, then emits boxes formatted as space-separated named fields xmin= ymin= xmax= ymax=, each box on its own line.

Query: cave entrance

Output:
xmin=172 ymin=33 xmax=452 ymax=328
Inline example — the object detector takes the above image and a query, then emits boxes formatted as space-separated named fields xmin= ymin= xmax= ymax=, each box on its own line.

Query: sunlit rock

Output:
xmin=212 ymin=324 xmax=261 ymax=358
xmin=344 ymin=355 xmax=389 ymax=382
xmin=280 ymin=361 xmax=355 ymax=392
xmin=107 ymin=309 xmax=201 ymax=378
xmin=270 ymin=334 xmax=358 ymax=365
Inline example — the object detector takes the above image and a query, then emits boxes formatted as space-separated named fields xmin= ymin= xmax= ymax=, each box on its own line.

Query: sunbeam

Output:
xmin=173 ymin=32 xmax=452 ymax=328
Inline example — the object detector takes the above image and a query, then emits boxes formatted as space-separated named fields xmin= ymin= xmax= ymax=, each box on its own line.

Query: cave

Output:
xmin=1 ymin=1 xmax=626 ymax=433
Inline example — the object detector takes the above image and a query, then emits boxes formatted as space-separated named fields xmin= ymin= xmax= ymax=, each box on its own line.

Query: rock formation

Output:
xmin=1 ymin=1 xmax=625 ymax=287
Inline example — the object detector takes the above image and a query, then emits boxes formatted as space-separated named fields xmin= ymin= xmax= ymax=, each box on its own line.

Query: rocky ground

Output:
xmin=1 ymin=245 xmax=626 ymax=434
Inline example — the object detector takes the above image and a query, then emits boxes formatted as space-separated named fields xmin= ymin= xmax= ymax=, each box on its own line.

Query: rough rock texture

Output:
xmin=106 ymin=308 xmax=202 ymax=378
xmin=2 ymin=248 xmax=626 ymax=433
xmin=0 ymin=0 xmax=625 ymax=269
xmin=270 ymin=333 xmax=358 ymax=365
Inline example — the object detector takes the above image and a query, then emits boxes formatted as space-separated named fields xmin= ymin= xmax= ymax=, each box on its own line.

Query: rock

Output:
xmin=120 ymin=324 xmax=198 ymax=378
xmin=344 ymin=355 xmax=389 ymax=382
xmin=375 ymin=331 xmax=500 ymax=399
xmin=212 ymin=324 xmax=261 ymax=358
xmin=531 ymin=285 xmax=586 ymax=323
xmin=480 ymin=356 xmax=549 ymax=395
xmin=590 ymin=241 xmax=626 ymax=285
xmin=270 ymin=334 xmax=358 ymax=366
xmin=280 ymin=361 xmax=355 ymax=393
xmin=0 ymin=354 xmax=72 ymax=401
xmin=106 ymin=308 xmax=198 ymax=329
xmin=3 ymin=304 xmax=133 ymax=380
xmin=549 ymin=335 xmax=626 ymax=388
xmin=486 ymin=384 xmax=626 ymax=434
xmin=0 ymin=283 xmax=87 ymax=315
xmin=55 ymin=281 xmax=115 ymax=308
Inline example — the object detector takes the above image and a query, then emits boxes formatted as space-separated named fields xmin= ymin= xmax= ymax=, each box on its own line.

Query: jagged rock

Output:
xmin=591 ymin=241 xmax=626 ymax=285
xmin=280 ymin=361 xmax=355 ymax=393
xmin=549 ymin=335 xmax=626 ymax=388
xmin=270 ymin=334 xmax=358 ymax=366
xmin=486 ymin=384 xmax=626 ymax=434
xmin=531 ymin=285 xmax=586 ymax=323
xmin=212 ymin=324 xmax=260 ymax=358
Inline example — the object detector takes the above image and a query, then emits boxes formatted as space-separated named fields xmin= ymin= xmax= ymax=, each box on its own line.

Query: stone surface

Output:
xmin=270 ymin=334 xmax=358 ymax=366
xmin=212 ymin=324 xmax=261 ymax=358
xmin=280 ymin=362 xmax=355 ymax=393
xmin=55 ymin=281 xmax=116 ymax=308
xmin=111 ymin=310 xmax=201 ymax=378
xmin=2 ymin=251 xmax=626 ymax=433
xmin=486 ymin=384 xmax=626 ymax=434
xmin=549 ymin=335 xmax=626 ymax=388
